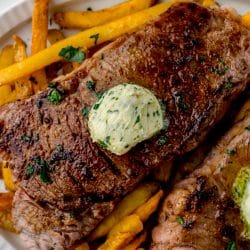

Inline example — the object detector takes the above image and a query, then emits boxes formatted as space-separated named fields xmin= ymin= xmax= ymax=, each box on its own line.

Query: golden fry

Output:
xmin=124 ymin=231 xmax=147 ymax=250
xmin=13 ymin=35 xmax=27 ymax=62
xmin=54 ymin=0 xmax=155 ymax=29
xmin=2 ymin=163 xmax=16 ymax=192
xmin=201 ymin=0 xmax=217 ymax=7
xmin=0 ymin=85 xmax=13 ymax=107
xmin=134 ymin=190 xmax=163 ymax=222
xmin=0 ymin=2 xmax=178 ymax=86
xmin=12 ymin=35 xmax=33 ymax=100
xmin=0 ymin=45 xmax=15 ymax=70
xmin=98 ymin=214 xmax=143 ymax=250
xmin=31 ymin=0 xmax=49 ymax=93
xmin=31 ymin=0 xmax=49 ymax=54
xmin=48 ymin=29 xmax=65 ymax=45
xmin=0 ymin=192 xmax=16 ymax=233
xmin=0 ymin=45 xmax=15 ymax=106
xmin=89 ymin=182 xmax=158 ymax=241
xmin=75 ymin=242 xmax=90 ymax=250
xmin=242 ymin=12 xmax=250 ymax=29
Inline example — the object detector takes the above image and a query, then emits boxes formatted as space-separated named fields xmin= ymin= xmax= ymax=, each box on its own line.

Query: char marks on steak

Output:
xmin=0 ymin=2 xmax=250 ymax=249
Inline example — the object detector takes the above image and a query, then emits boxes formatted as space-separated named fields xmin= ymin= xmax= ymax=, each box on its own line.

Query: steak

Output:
xmin=151 ymin=102 xmax=250 ymax=250
xmin=0 ymin=2 xmax=250 ymax=249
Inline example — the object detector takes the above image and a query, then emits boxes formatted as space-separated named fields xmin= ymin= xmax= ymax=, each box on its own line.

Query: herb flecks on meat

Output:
xmin=25 ymin=156 xmax=52 ymax=184
xmin=47 ymin=83 xmax=63 ymax=105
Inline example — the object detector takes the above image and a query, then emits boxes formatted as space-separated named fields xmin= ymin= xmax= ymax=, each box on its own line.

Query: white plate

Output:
xmin=0 ymin=0 xmax=249 ymax=249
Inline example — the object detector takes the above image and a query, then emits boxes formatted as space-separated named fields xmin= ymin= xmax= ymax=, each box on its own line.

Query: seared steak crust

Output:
xmin=0 ymin=3 xmax=249 ymax=249
xmin=151 ymin=107 xmax=250 ymax=250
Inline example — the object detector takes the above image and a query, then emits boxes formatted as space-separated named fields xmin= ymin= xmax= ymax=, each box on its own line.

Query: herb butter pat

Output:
xmin=232 ymin=167 xmax=250 ymax=238
xmin=88 ymin=84 xmax=164 ymax=155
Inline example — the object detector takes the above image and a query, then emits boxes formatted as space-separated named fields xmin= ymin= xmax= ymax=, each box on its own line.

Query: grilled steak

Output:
xmin=151 ymin=103 xmax=250 ymax=250
xmin=0 ymin=2 xmax=250 ymax=249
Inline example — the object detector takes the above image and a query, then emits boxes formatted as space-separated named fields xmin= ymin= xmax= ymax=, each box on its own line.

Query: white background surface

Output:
xmin=0 ymin=0 xmax=249 ymax=249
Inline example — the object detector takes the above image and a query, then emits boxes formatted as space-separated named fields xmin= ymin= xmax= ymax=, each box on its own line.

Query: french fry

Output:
xmin=0 ymin=192 xmax=13 ymax=210
xmin=48 ymin=29 xmax=65 ymax=45
xmin=98 ymin=214 xmax=143 ymax=250
xmin=31 ymin=0 xmax=49 ymax=54
xmin=2 ymin=162 xmax=16 ymax=192
xmin=89 ymin=182 xmax=159 ymax=241
xmin=123 ymin=231 xmax=147 ymax=250
xmin=0 ymin=45 xmax=15 ymax=106
xmin=12 ymin=35 xmax=33 ymax=100
xmin=54 ymin=0 xmax=155 ymax=29
xmin=0 ymin=2 xmax=180 ymax=87
xmin=31 ymin=0 xmax=49 ymax=93
xmin=242 ymin=12 xmax=250 ymax=29
xmin=0 ymin=192 xmax=16 ymax=233
xmin=134 ymin=190 xmax=163 ymax=222
xmin=201 ymin=0 xmax=217 ymax=7
xmin=0 ymin=85 xmax=13 ymax=107
xmin=75 ymin=242 xmax=90 ymax=250
xmin=0 ymin=45 xmax=15 ymax=69
xmin=13 ymin=35 xmax=27 ymax=62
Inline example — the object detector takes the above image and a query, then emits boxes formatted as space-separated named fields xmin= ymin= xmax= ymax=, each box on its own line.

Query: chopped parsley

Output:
xmin=105 ymin=136 xmax=111 ymax=144
xmin=85 ymin=80 xmax=103 ymax=100
xmin=81 ymin=107 xmax=89 ymax=117
xmin=98 ymin=140 xmax=108 ymax=149
xmin=198 ymin=55 xmax=206 ymax=62
xmin=93 ymin=103 xmax=100 ymax=110
xmin=226 ymin=149 xmax=236 ymax=155
xmin=224 ymin=81 xmax=233 ymax=89
xmin=39 ymin=166 xmax=51 ymax=183
xmin=107 ymin=109 xmax=119 ymax=114
xmin=26 ymin=157 xmax=52 ymax=184
xmin=96 ymin=92 xmax=103 ymax=100
xmin=176 ymin=94 xmax=189 ymax=113
xmin=56 ymin=144 xmax=63 ymax=152
xmin=47 ymin=88 xmax=62 ymax=105
xmin=59 ymin=46 xmax=86 ymax=63
xmin=90 ymin=33 xmax=99 ymax=45
xmin=26 ymin=164 xmax=34 ymax=177
xmin=211 ymin=59 xmax=229 ymax=76
xmin=245 ymin=126 xmax=250 ymax=131
xmin=225 ymin=240 xmax=236 ymax=250
xmin=135 ymin=115 xmax=140 ymax=125
xmin=211 ymin=66 xmax=229 ymax=76
xmin=86 ymin=81 xmax=95 ymax=91
xmin=157 ymin=135 xmax=168 ymax=146
xmin=176 ymin=216 xmax=184 ymax=225
xmin=69 ymin=211 xmax=74 ymax=219
xmin=21 ymin=135 xmax=31 ymax=143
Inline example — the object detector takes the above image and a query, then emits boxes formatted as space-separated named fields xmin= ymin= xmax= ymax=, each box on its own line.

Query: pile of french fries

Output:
xmin=0 ymin=0 xmax=249 ymax=249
